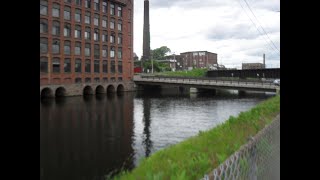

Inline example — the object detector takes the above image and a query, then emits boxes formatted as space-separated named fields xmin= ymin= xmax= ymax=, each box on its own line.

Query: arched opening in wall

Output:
xmin=96 ymin=85 xmax=105 ymax=94
xmin=41 ymin=88 xmax=53 ymax=99
xmin=83 ymin=86 xmax=94 ymax=95
xmin=107 ymin=85 xmax=115 ymax=94
xmin=55 ymin=87 xmax=67 ymax=97
xmin=117 ymin=84 xmax=125 ymax=96
xmin=117 ymin=84 xmax=125 ymax=92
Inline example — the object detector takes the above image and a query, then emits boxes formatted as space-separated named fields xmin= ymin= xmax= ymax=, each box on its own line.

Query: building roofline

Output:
xmin=180 ymin=51 xmax=217 ymax=55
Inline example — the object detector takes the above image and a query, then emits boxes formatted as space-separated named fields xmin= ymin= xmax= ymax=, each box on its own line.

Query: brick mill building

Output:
xmin=180 ymin=51 xmax=217 ymax=70
xmin=40 ymin=0 xmax=134 ymax=98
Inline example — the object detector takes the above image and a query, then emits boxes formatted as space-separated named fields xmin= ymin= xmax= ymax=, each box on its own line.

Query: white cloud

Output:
xmin=133 ymin=0 xmax=280 ymax=68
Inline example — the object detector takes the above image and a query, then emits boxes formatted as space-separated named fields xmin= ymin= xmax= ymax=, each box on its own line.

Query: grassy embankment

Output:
xmin=155 ymin=68 xmax=208 ymax=77
xmin=115 ymin=95 xmax=280 ymax=180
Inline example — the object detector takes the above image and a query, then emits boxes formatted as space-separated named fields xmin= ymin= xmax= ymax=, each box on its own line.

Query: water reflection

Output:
xmin=41 ymin=89 xmax=274 ymax=179
xmin=142 ymin=98 xmax=152 ymax=157
xmin=40 ymin=93 xmax=134 ymax=180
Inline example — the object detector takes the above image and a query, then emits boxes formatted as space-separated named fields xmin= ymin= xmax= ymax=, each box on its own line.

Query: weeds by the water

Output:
xmin=114 ymin=95 xmax=280 ymax=180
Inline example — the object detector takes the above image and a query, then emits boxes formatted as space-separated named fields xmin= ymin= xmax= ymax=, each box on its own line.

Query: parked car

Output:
xmin=273 ymin=79 xmax=280 ymax=86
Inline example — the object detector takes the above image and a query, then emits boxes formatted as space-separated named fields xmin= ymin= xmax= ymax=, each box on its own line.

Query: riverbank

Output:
xmin=114 ymin=95 xmax=280 ymax=180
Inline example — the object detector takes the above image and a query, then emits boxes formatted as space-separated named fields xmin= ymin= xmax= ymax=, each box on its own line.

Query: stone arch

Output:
xmin=83 ymin=86 xmax=94 ymax=95
xmin=55 ymin=87 xmax=67 ymax=97
xmin=95 ymin=85 xmax=105 ymax=94
xmin=117 ymin=84 xmax=125 ymax=92
xmin=107 ymin=85 xmax=115 ymax=94
xmin=41 ymin=87 xmax=54 ymax=98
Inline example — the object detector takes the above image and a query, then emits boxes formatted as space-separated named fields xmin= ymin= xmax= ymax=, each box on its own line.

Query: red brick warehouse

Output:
xmin=40 ymin=0 xmax=134 ymax=98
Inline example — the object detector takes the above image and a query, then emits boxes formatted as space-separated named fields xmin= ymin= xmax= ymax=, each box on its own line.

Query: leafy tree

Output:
xmin=151 ymin=46 xmax=171 ymax=60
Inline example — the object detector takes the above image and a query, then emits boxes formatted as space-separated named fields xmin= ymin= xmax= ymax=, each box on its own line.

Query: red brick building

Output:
xmin=180 ymin=51 xmax=217 ymax=70
xmin=40 ymin=0 xmax=134 ymax=97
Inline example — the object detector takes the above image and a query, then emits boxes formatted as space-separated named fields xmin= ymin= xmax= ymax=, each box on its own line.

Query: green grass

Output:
xmin=155 ymin=68 xmax=208 ymax=77
xmin=114 ymin=95 xmax=280 ymax=180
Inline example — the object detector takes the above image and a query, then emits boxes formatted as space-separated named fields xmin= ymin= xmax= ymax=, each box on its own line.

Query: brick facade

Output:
xmin=40 ymin=0 xmax=134 ymax=97
xmin=180 ymin=51 xmax=217 ymax=69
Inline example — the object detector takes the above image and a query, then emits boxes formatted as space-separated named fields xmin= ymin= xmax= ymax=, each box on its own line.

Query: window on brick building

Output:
xmin=85 ymin=11 xmax=91 ymax=24
xmin=75 ymin=25 xmax=81 ymax=38
xmin=102 ymin=45 xmax=108 ymax=57
xmin=64 ymin=58 xmax=71 ymax=73
xmin=75 ymin=9 xmax=81 ymax=23
xmin=117 ymin=6 xmax=122 ymax=17
xmin=40 ymin=0 xmax=48 ymax=15
xmin=52 ymin=39 xmax=60 ymax=54
xmin=94 ymin=77 xmax=100 ymax=82
xmin=110 ymin=46 xmax=115 ymax=58
xmin=85 ymin=43 xmax=91 ymax=56
xmin=94 ymin=14 xmax=99 ymax=26
xmin=65 ymin=0 xmax=71 ymax=3
xmin=85 ymin=59 xmax=91 ymax=72
xmin=118 ymin=61 xmax=122 ymax=74
xmin=110 ymin=34 xmax=115 ymax=43
xmin=52 ymin=3 xmax=60 ymax=18
xmin=85 ymin=78 xmax=91 ymax=83
xmin=64 ymin=23 xmax=71 ymax=37
xmin=103 ymin=60 xmax=108 ymax=73
xmin=94 ymin=0 xmax=100 ymax=11
xmin=40 ymin=57 xmax=48 ymax=73
xmin=94 ymin=44 xmax=100 ymax=58
xmin=118 ymin=20 xmax=122 ymax=31
xmin=52 ymin=58 xmax=60 ymax=73
xmin=110 ymin=18 xmax=115 ymax=29
xmin=85 ymin=27 xmax=91 ymax=40
xmin=52 ymin=21 xmax=60 ymax=36
xmin=40 ymin=19 xmax=48 ymax=33
xmin=110 ymin=3 xmax=115 ymax=15
xmin=64 ymin=41 xmax=71 ymax=55
xmin=75 ymin=59 xmax=82 ymax=72
xmin=75 ymin=0 xmax=81 ymax=6
xmin=75 ymin=77 xmax=82 ymax=83
xmin=102 ymin=16 xmax=107 ymax=28
xmin=85 ymin=0 xmax=91 ymax=8
xmin=94 ymin=29 xmax=99 ymax=41
xmin=111 ymin=61 xmax=115 ymax=73
xmin=102 ymin=31 xmax=108 ymax=42
xmin=75 ymin=42 xmax=81 ymax=55
xmin=94 ymin=60 xmax=99 ymax=73
xmin=118 ymin=34 xmax=122 ymax=45
xmin=102 ymin=0 xmax=107 ymax=13
xmin=64 ymin=6 xmax=71 ymax=20
xmin=118 ymin=47 xmax=122 ymax=59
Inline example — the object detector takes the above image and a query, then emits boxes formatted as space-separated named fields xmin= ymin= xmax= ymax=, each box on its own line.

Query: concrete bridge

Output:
xmin=133 ymin=75 xmax=279 ymax=93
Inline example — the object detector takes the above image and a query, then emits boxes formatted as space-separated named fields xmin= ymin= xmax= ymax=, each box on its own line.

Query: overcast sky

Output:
xmin=133 ymin=0 xmax=280 ymax=68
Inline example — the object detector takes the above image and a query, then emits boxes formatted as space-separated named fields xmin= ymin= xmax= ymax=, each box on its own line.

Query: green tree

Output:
xmin=151 ymin=46 xmax=171 ymax=60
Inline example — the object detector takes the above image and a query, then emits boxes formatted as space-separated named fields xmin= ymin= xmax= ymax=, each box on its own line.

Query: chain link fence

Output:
xmin=202 ymin=114 xmax=280 ymax=180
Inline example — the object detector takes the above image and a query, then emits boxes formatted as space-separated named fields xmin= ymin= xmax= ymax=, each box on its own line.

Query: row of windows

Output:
xmin=40 ymin=57 xmax=123 ymax=74
xmin=40 ymin=38 xmax=122 ymax=58
xmin=40 ymin=1 xmax=123 ymax=18
xmin=68 ymin=77 xmax=122 ymax=84
xmin=40 ymin=20 xmax=123 ymax=42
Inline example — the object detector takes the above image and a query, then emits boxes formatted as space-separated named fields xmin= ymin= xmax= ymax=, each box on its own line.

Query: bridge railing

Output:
xmin=136 ymin=75 xmax=275 ymax=86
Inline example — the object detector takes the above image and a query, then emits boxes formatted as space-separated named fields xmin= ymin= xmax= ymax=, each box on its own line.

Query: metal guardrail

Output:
xmin=135 ymin=75 xmax=277 ymax=87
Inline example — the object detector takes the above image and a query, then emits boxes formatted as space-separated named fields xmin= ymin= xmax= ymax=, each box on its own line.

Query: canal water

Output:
xmin=40 ymin=89 xmax=275 ymax=180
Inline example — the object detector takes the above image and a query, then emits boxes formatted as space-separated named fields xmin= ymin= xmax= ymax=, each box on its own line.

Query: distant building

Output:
xmin=163 ymin=54 xmax=182 ymax=71
xmin=180 ymin=51 xmax=217 ymax=70
xmin=133 ymin=53 xmax=139 ymax=61
xmin=242 ymin=63 xmax=265 ymax=70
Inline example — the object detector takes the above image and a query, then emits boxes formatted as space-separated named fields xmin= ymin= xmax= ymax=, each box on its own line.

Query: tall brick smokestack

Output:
xmin=141 ymin=0 xmax=150 ymax=61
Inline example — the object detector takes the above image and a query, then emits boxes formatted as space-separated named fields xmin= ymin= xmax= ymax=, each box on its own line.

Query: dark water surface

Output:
xmin=40 ymin=90 xmax=274 ymax=179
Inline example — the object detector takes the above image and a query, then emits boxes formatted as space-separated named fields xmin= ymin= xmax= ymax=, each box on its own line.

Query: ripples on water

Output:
xmin=40 ymin=89 xmax=275 ymax=179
